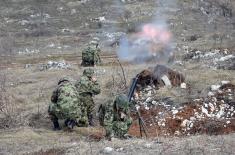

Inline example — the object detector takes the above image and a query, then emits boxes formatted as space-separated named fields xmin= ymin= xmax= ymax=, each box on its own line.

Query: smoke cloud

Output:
xmin=117 ymin=0 xmax=176 ymax=64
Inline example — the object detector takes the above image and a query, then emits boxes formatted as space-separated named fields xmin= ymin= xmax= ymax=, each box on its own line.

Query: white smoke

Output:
xmin=117 ymin=0 xmax=177 ymax=63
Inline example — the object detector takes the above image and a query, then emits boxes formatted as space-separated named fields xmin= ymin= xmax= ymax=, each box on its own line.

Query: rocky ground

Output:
xmin=0 ymin=0 xmax=235 ymax=155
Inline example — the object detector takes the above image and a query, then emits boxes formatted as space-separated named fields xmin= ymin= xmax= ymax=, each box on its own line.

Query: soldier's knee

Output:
xmin=49 ymin=113 xmax=58 ymax=122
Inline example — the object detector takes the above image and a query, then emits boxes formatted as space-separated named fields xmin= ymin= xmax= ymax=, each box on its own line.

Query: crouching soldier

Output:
xmin=48 ymin=77 xmax=88 ymax=130
xmin=99 ymin=95 xmax=133 ymax=140
xmin=75 ymin=68 xmax=101 ymax=126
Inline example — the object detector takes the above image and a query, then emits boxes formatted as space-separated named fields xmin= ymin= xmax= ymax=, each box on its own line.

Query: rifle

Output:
xmin=127 ymin=74 xmax=148 ymax=138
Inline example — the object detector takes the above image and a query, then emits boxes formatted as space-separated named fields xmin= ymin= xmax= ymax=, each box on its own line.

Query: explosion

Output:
xmin=117 ymin=23 xmax=173 ymax=63
xmin=140 ymin=24 xmax=172 ymax=44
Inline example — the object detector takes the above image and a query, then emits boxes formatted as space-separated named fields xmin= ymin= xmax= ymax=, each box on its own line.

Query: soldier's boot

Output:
xmin=88 ymin=114 xmax=95 ymax=126
xmin=65 ymin=119 xmax=76 ymax=130
xmin=64 ymin=119 xmax=70 ymax=127
xmin=52 ymin=120 xmax=61 ymax=131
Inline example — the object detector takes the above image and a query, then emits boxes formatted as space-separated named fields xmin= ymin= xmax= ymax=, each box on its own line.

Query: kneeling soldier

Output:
xmin=48 ymin=77 xmax=88 ymax=130
xmin=99 ymin=95 xmax=133 ymax=140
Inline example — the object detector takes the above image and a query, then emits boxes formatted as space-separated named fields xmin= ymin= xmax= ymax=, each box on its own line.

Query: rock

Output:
xmin=37 ymin=60 xmax=71 ymax=71
xmin=181 ymin=119 xmax=189 ymax=127
xmin=174 ymin=131 xmax=180 ymax=135
xmin=71 ymin=9 xmax=76 ymax=15
xmin=208 ymin=91 xmax=214 ymax=96
xmin=24 ymin=64 xmax=33 ymax=69
xmin=180 ymin=83 xmax=187 ymax=89
xmin=145 ymin=97 xmax=152 ymax=103
xmin=103 ymin=147 xmax=114 ymax=154
xmin=216 ymin=55 xmax=235 ymax=62
xmin=211 ymin=85 xmax=221 ymax=91
xmin=152 ymin=101 xmax=157 ymax=105
xmin=144 ymin=143 xmax=152 ymax=148
xmin=161 ymin=75 xmax=172 ymax=87
xmin=221 ymin=81 xmax=230 ymax=85
xmin=172 ymin=109 xmax=178 ymax=115
xmin=116 ymin=147 xmax=124 ymax=151
xmin=136 ymin=65 xmax=185 ymax=90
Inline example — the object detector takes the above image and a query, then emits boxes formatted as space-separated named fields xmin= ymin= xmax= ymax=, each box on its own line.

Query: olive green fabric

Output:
xmin=75 ymin=75 xmax=100 ymax=95
xmin=48 ymin=80 xmax=88 ymax=126
xmin=99 ymin=95 xmax=132 ymax=139
xmin=81 ymin=44 xmax=101 ymax=66
xmin=83 ymin=68 xmax=94 ymax=78
xmin=75 ymin=75 xmax=101 ymax=116
xmin=99 ymin=99 xmax=114 ymax=138
xmin=114 ymin=94 xmax=130 ymax=113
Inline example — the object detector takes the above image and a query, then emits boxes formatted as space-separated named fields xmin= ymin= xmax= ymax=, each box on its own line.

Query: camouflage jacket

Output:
xmin=75 ymin=75 xmax=101 ymax=96
xmin=99 ymin=98 xmax=132 ymax=138
xmin=82 ymin=45 xmax=101 ymax=64
xmin=49 ymin=81 xmax=82 ymax=119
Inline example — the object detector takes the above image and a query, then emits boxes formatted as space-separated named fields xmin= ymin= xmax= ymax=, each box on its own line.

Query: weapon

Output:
xmin=127 ymin=74 xmax=148 ymax=138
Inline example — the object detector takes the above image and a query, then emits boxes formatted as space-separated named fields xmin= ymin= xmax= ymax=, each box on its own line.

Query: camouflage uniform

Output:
xmin=99 ymin=95 xmax=132 ymax=139
xmin=48 ymin=77 xmax=88 ymax=130
xmin=75 ymin=68 xmax=101 ymax=126
xmin=81 ymin=38 xmax=101 ymax=67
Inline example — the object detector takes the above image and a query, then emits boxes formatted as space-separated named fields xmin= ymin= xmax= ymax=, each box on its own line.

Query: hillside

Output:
xmin=0 ymin=0 xmax=235 ymax=154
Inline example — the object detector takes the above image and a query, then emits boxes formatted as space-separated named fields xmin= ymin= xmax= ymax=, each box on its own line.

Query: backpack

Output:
xmin=56 ymin=83 xmax=81 ymax=119
xmin=82 ymin=47 xmax=95 ymax=63
xmin=98 ymin=100 xmax=114 ymax=126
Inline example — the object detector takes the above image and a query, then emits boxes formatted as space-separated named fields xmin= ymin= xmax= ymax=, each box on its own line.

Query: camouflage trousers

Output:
xmin=113 ymin=118 xmax=132 ymax=138
xmin=79 ymin=94 xmax=95 ymax=116
xmin=104 ymin=118 xmax=132 ymax=139
xmin=48 ymin=102 xmax=88 ymax=127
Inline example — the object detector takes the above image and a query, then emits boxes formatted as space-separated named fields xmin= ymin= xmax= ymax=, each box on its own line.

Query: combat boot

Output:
xmin=52 ymin=120 xmax=61 ymax=131
xmin=65 ymin=119 xmax=76 ymax=130
xmin=88 ymin=114 xmax=95 ymax=126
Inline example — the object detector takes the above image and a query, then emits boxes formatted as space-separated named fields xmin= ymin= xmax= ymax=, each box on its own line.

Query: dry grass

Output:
xmin=0 ymin=48 xmax=234 ymax=154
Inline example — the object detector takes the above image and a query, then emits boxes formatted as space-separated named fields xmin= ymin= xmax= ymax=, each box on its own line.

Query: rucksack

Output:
xmin=56 ymin=83 xmax=81 ymax=119
xmin=98 ymin=101 xmax=114 ymax=126
xmin=82 ymin=47 xmax=96 ymax=63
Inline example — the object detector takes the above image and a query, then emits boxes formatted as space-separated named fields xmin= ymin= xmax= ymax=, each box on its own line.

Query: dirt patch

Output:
xmin=136 ymin=65 xmax=185 ymax=91
xmin=129 ymin=83 xmax=235 ymax=137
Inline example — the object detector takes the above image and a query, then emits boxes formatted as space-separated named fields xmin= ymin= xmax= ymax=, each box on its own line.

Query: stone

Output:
xmin=103 ymin=147 xmax=114 ymax=154
xmin=180 ymin=83 xmax=187 ymax=89
xmin=211 ymin=85 xmax=221 ymax=91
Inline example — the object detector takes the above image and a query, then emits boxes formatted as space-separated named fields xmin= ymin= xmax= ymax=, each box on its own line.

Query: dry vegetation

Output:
xmin=0 ymin=0 xmax=234 ymax=154
xmin=0 ymin=57 xmax=234 ymax=154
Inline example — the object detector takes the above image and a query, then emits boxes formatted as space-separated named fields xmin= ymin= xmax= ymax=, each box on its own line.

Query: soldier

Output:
xmin=75 ymin=68 xmax=101 ymax=126
xmin=48 ymin=77 xmax=88 ymax=130
xmin=81 ymin=37 xmax=101 ymax=67
xmin=99 ymin=95 xmax=133 ymax=140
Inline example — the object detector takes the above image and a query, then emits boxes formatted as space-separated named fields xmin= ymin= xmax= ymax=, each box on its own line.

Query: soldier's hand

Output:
xmin=91 ymin=76 xmax=97 ymax=82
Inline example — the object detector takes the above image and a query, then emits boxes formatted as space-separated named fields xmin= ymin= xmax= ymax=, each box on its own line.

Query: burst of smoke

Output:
xmin=117 ymin=0 xmax=177 ymax=64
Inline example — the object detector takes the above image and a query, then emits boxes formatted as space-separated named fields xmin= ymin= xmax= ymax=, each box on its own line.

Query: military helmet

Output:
xmin=92 ymin=37 xmax=100 ymax=42
xmin=83 ymin=68 xmax=94 ymax=77
xmin=89 ymin=40 xmax=98 ymax=45
xmin=114 ymin=94 xmax=129 ymax=112
xmin=89 ymin=37 xmax=100 ymax=45
xmin=58 ymin=77 xmax=72 ymax=85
